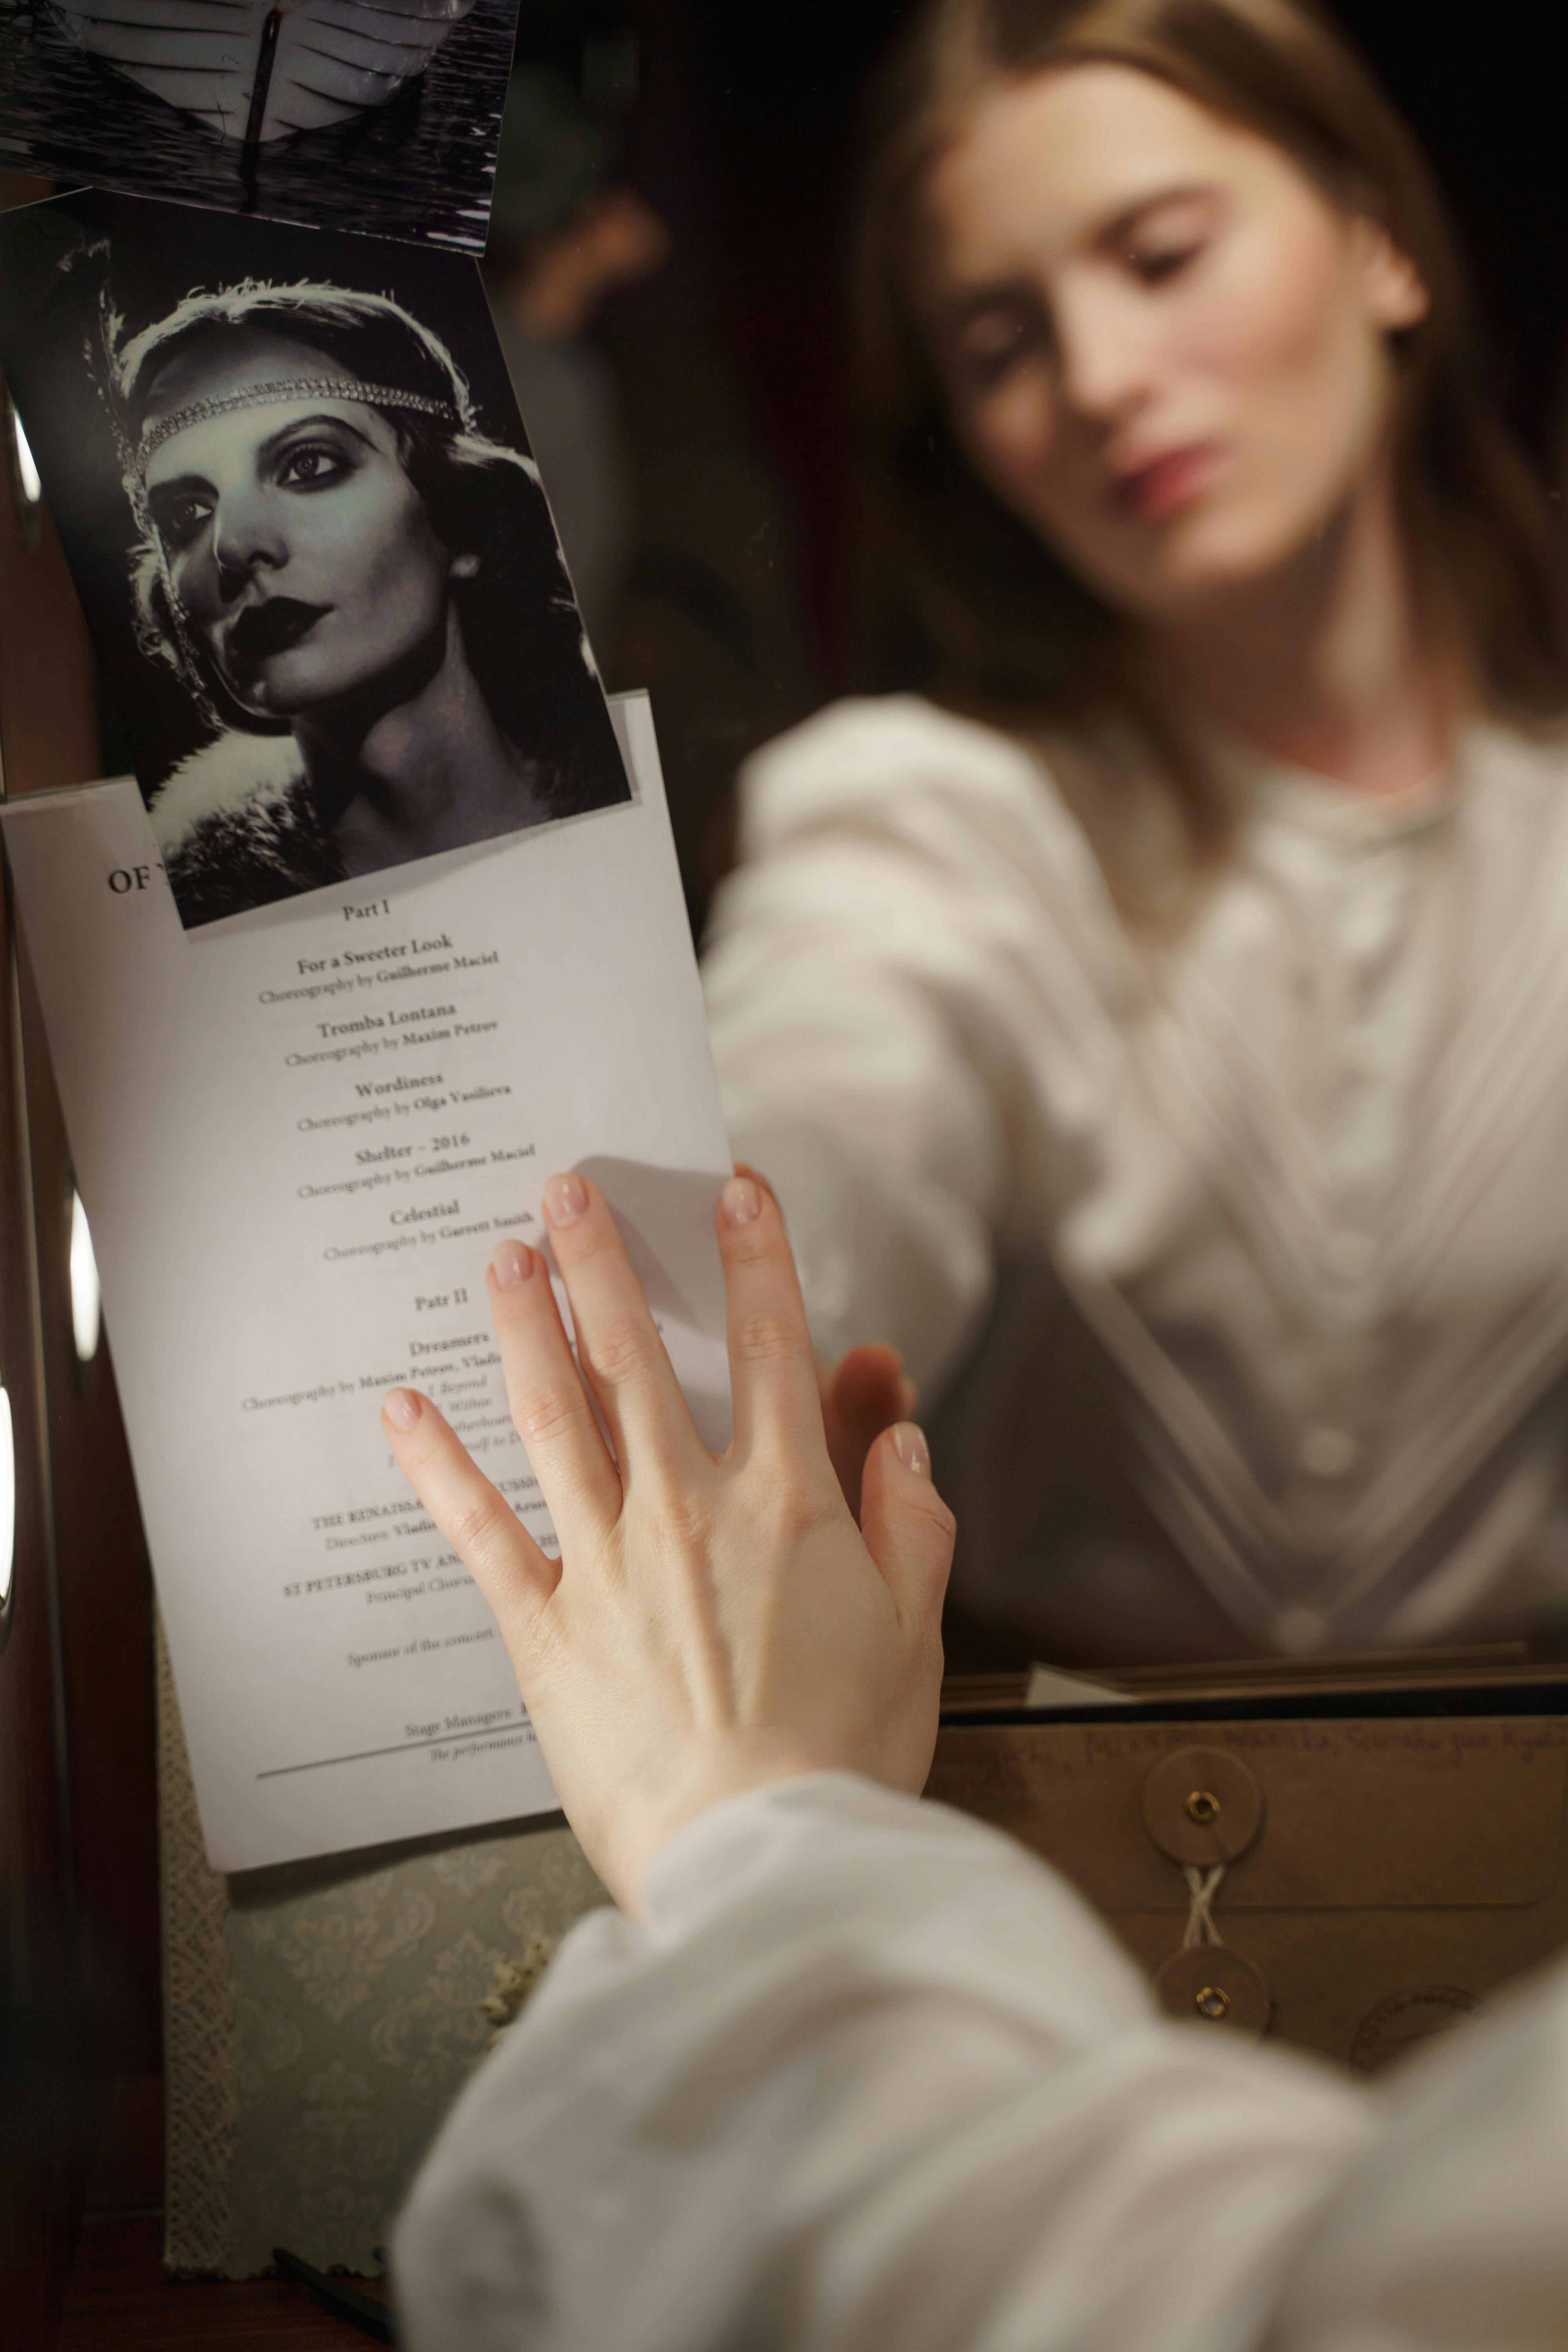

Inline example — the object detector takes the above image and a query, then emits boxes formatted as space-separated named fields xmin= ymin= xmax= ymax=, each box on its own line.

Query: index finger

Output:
xmin=381 ymin=1387 xmax=557 ymax=1669
xmin=717 ymin=1169 xmax=829 ymax=1461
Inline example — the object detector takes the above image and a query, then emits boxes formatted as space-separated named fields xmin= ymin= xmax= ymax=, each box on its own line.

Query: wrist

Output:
xmin=605 ymin=1742 xmax=865 ymax=1918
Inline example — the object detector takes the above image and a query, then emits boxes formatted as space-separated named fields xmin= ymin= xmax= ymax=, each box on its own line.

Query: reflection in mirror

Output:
xmin=69 ymin=1191 xmax=101 ymax=1367
xmin=7 ymin=392 xmax=43 ymax=555
xmin=8 ymin=397 xmax=40 ymax=508
xmin=609 ymin=0 xmax=1568 ymax=1675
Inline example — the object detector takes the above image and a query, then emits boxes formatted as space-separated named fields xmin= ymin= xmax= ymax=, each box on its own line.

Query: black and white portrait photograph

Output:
xmin=0 ymin=189 xmax=632 ymax=928
xmin=0 ymin=0 xmax=525 ymax=250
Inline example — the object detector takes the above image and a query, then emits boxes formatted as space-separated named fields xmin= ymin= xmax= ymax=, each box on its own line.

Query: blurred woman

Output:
xmin=703 ymin=0 xmax=1568 ymax=1664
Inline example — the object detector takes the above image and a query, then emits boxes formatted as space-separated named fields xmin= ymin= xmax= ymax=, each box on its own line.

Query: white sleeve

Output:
xmin=392 ymin=1776 xmax=1375 ymax=2352
xmin=701 ymin=698 xmax=1129 ymax=1392
xmin=1271 ymin=1955 xmax=1568 ymax=2349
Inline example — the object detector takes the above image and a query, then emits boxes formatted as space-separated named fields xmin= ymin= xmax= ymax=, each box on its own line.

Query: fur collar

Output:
xmin=149 ymin=732 xmax=346 ymax=925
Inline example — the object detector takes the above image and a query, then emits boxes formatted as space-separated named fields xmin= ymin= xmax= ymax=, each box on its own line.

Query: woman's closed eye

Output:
xmin=1114 ymin=191 xmax=1222 ymax=289
xmin=1126 ymin=238 xmax=1203 ymax=286
xmin=954 ymin=306 xmax=1050 ymax=389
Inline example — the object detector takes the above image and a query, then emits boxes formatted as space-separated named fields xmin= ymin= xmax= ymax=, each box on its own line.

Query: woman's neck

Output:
xmin=1148 ymin=463 xmax=1455 ymax=797
xmin=294 ymin=605 xmax=549 ymax=871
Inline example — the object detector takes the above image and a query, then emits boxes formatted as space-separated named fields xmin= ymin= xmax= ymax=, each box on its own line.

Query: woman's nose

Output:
xmin=211 ymin=495 xmax=286 ymax=596
xmin=1054 ymin=286 xmax=1158 ymax=429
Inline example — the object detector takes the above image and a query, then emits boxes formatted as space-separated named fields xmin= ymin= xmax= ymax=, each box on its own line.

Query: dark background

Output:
xmin=620 ymin=0 xmax=1568 ymax=616
xmin=516 ymin=0 xmax=1568 ymax=929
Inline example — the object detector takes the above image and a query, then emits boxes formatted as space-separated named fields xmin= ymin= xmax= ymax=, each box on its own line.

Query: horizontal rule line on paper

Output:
xmin=257 ymin=1722 xmax=532 ymax=1780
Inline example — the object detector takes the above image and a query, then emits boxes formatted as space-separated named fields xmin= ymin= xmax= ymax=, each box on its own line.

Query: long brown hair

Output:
xmin=854 ymin=0 xmax=1568 ymax=893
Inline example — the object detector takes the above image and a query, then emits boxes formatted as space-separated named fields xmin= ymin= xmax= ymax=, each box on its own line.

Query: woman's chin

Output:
xmin=1108 ymin=526 xmax=1327 ymax=624
xmin=216 ymin=648 xmax=429 ymax=730
xmin=218 ymin=671 xmax=328 ymax=726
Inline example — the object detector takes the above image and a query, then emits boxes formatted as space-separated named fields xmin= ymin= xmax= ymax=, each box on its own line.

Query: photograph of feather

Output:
xmin=0 ymin=0 xmax=524 ymax=250
xmin=0 ymin=187 xmax=632 ymax=929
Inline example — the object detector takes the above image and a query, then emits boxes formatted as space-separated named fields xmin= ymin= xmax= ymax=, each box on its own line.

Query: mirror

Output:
xmin=6 ymin=0 xmax=1568 ymax=1683
xmin=501 ymin=1 xmax=1566 ymax=1680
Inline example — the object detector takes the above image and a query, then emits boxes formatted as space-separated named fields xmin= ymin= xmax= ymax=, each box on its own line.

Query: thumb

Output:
xmin=859 ymin=1422 xmax=956 ymax=1623
xmin=822 ymin=1342 xmax=913 ymax=1518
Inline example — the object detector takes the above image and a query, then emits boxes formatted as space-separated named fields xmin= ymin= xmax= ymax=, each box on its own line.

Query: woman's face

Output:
xmin=916 ymin=66 xmax=1429 ymax=622
xmin=142 ymin=330 xmax=459 ymax=721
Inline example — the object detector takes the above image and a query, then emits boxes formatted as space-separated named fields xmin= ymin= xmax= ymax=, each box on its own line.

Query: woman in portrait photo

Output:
xmin=704 ymin=0 xmax=1568 ymax=1667
xmin=105 ymin=277 xmax=626 ymax=924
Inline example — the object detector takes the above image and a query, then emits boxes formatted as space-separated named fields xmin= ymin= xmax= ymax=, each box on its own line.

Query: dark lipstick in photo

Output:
xmin=227 ymin=598 xmax=327 ymax=665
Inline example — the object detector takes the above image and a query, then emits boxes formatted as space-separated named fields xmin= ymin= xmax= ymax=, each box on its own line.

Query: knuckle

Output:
xmin=582 ymin=1316 xmax=661 ymax=1388
xmin=903 ymin=1485 xmax=957 ymax=1546
xmin=399 ymin=1426 xmax=446 ymax=1485
xmin=523 ymin=1604 xmax=571 ymax=1684
xmin=919 ymin=1486 xmax=958 ymax=1538
xmin=650 ymin=1482 xmax=719 ymax=1561
xmin=447 ymin=1491 xmax=509 ymax=1561
xmin=723 ymin=1216 xmax=787 ymax=1268
xmin=730 ymin=1309 xmax=806 ymax=1368
xmin=512 ymin=1382 xmax=590 ymax=1452
xmin=926 ymin=1484 xmax=958 ymax=1533
xmin=759 ymin=1463 xmax=838 ymax=1544
xmin=556 ymin=1213 xmax=618 ymax=1268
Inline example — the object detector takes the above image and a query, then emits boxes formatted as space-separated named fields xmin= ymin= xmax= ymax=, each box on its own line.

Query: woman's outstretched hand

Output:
xmin=381 ymin=1170 xmax=955 ymax=1915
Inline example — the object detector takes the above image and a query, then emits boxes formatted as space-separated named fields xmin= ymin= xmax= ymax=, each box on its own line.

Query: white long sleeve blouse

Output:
xmin=701 ymin=697 xmax=1568 ymax=1659
xmin=393 ymin=1774 xmax=1568 ymax=2352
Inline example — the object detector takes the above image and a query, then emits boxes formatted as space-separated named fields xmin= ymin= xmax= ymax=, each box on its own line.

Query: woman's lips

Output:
xmin=1109 ymin=443 xmax=1220 ymax=523
xmin=225 ymin=598 xmax=329 ymax=667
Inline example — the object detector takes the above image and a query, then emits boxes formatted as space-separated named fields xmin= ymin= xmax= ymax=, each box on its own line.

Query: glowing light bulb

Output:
xmin=9 ymin=403 xmax=41 ymax=508
xmin=70 ymin=1191 xmax=101 ymax=1364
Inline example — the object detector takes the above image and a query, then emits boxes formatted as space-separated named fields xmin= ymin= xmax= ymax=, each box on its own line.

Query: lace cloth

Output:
xmin=159 ymin=1613 xmax=238 ymax=2274
xmin=157 ymin=1612 xmax=609 ymax=2277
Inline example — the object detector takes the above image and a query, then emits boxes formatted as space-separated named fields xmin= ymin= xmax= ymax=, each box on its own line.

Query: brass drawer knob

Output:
xmin=1156 ymin=1945 xmax=1271 ymax=2038
xmin=1143 ymin=1747 xmax=1263 ymax=1866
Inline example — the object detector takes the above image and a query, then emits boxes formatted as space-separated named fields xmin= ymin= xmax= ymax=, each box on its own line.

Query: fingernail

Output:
xmin=720 ymin=1174 xmax=762 ymax=1228
xmin=891 ymin=1421 xmax=930 ymax=1477
xmin=384 ymin=1388 xmax=421 ymax=1433
xmin=543 ymin=1171 xmax=588 ymax=1228
xmin=490 ymin=1240 xmax=533 ymax=1289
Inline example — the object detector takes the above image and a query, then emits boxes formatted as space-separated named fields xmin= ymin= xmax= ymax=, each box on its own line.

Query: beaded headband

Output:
xmin=137 ymin=377 xmax=457 ymax=465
